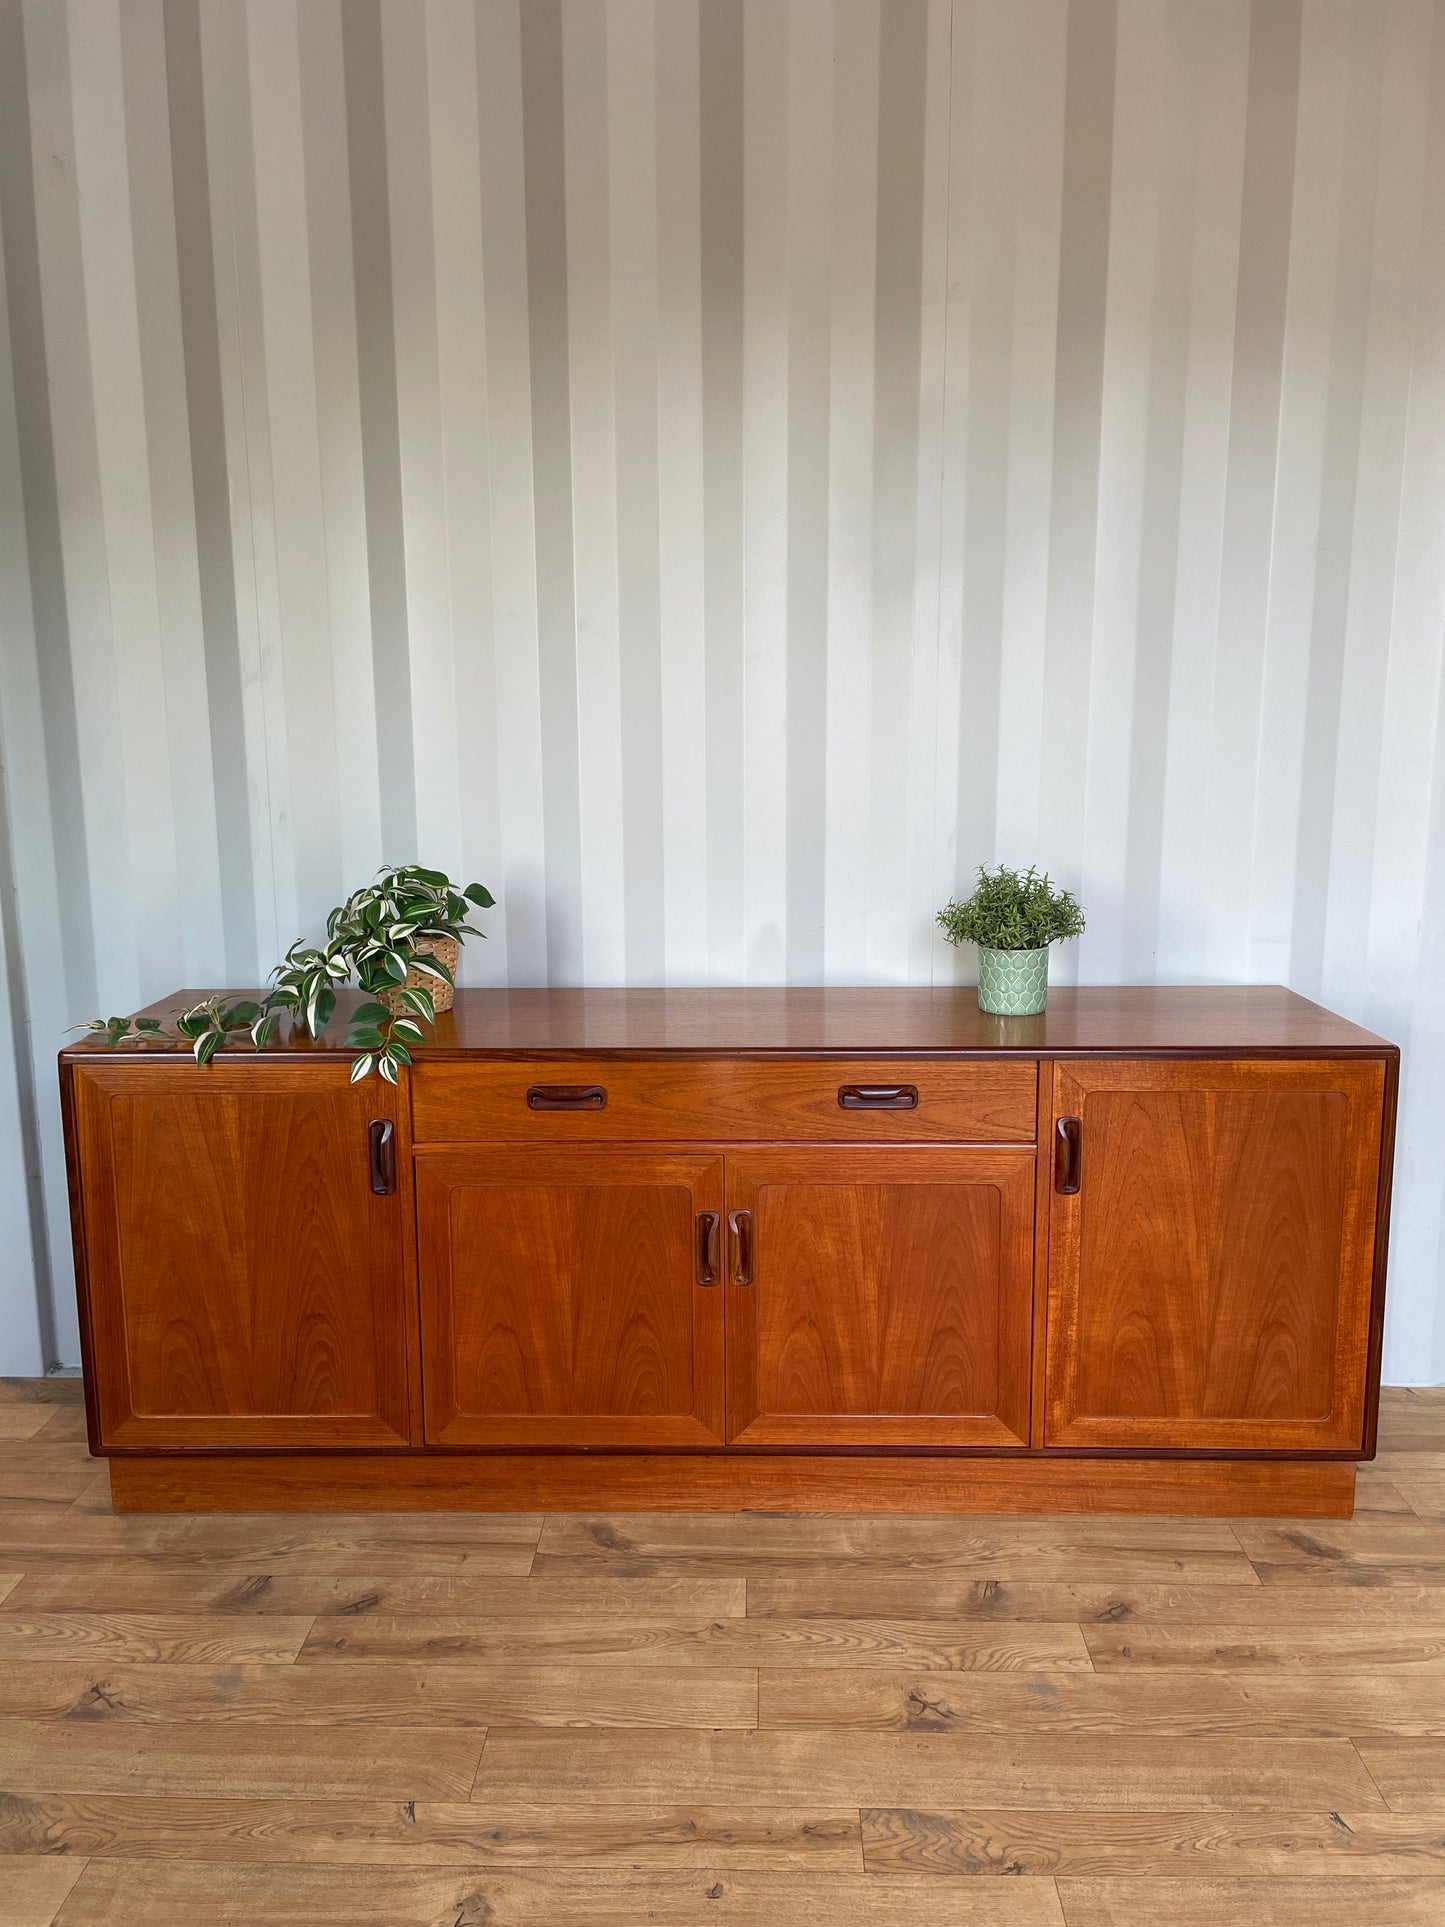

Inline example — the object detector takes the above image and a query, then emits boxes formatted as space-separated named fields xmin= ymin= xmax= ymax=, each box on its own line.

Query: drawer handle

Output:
xmin=838 ymin=1083 xmax=919 ymax=1110
xmin=728 ymin=1209 xmax=754 ymax=1286
xmin=1055 ymin=1115 xmax=1082 ymax=1194
xmin=695 ymin=1211 xmax=721 ymax=1286
xmin=368 ymin=1118 xmax=396 ymax=1195
xmin=526 ymin=1084 xmax=607 ymax=1110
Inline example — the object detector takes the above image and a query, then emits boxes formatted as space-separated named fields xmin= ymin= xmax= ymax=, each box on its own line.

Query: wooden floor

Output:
xmin=2 ymin=1387 xmax=1445 ymax=1925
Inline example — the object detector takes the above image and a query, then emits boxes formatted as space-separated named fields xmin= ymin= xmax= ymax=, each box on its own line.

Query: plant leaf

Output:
xmin=195 ymin=1028 xmax=224 ymax=1067
xmin=398 ymin=986 xmax=435 ymax=1024
xmin=463 ymin=883 xmax=495 ymax=908
xmin=349 ymin=1053 xmax=376 ymax=1083
xmin=378 ymin=1055 xmax=399 ymax=1085
xmin=408 ymin=951 xmax=454 ymax=986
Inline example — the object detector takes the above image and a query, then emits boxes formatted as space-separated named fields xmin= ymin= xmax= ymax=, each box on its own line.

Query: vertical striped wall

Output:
xmin=1 ymin=0 xmax=1443 ymax=1379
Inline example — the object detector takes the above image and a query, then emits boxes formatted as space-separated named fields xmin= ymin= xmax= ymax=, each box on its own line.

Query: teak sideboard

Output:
xmin=59 ymin=986 xmax=1398 ymax=1518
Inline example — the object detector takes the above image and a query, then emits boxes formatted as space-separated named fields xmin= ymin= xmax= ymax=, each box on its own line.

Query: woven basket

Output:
xmin=379 ymin=934 xmax=458 ymax=1016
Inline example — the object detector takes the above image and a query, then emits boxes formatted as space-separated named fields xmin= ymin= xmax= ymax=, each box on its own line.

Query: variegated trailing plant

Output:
xmin=78 ymin=865 xmax=495 ymax=1083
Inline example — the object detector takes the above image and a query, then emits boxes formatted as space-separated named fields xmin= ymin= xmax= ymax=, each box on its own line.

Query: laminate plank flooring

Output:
xmin=0 ymin=1382 xmax=1439 ymax=1926
xmin=46 ymin=1862 xmax=1070 ymax=1926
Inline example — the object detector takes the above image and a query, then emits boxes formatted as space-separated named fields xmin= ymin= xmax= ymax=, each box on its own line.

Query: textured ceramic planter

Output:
xmin=977 ymin=944 xmax=1049 ymax=1016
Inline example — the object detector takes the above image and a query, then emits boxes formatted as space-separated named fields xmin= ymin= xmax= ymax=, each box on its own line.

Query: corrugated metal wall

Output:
xmin=1 ymin=0 xmax=1443 ymax=1378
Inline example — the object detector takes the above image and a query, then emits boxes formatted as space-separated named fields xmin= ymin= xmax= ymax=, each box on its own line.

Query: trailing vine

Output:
xmin=78 ymin=864 xmax=494 ymax=1082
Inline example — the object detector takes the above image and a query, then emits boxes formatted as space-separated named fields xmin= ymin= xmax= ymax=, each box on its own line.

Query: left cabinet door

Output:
xmin=68 ymin=1062 xmax=415 ymax=1450
xmin=416 ymin=1147 xmax=726 ymax=1446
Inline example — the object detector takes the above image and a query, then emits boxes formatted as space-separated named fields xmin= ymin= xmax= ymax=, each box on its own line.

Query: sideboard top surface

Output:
xmin=68 ymin=984 xmax=1395 ymax=1059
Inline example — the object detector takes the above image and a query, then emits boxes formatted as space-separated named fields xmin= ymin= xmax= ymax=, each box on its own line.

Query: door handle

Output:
xmin=695 ymin=1211 xmax=721 ymax=1286
xmin=838 ymin=1083 xmax=919 ymax=1110
xmin=728 ymin=1209 xmax=754 ymax=1286
xmin=526 ymin=1084 xmax=607 ymax=1110
xmin=1054 ymin=1115 xmax=1082 ymax=1195
xmin=369 ymin=1118 xmax=396 ymax=1195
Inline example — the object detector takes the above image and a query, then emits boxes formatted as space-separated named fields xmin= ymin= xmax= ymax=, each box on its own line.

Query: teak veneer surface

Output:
xmin=104 ymin=1455 xmax=1358 ymax=1518
xmin=0 ymin=1383 xmax=1443 ymax=1924
xmin=68 ymin=983 xmax=1394 ymax=1057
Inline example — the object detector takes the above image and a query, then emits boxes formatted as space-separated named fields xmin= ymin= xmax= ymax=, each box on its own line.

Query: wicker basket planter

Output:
xmin=379 ymin=934 xmax=458 ymax=1015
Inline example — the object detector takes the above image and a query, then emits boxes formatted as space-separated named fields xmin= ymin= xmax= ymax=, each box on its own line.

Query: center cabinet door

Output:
xmin=417 ymin=1148 xmax=726 ymax=1446
xmin=725 ymin=1148 xmax=1036 ymax=1447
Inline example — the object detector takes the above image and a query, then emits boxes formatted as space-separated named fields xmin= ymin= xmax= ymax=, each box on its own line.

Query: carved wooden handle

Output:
xmin=526 ymin=1085 xmax=607 ymax=1110
xmin=1055 ymin=1116 xmax=1082 ymax=1195
xmin=838 ymin=1084 xmax=919 ymax=1110
xmin=728 ymin=1209 xmax=754 ymax=1286
xmin=695 ymin=1211 xmax=721 ymax=1286
xmin=369 ymin=1118 xmax=396 ymax=1195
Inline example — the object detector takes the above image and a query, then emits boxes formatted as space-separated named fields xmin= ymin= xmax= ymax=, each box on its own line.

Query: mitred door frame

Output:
xmin=723 ymin=1145 xmax=1036 ymax=1449
xmin=416 ymin=1145 xmax=727 ymax=1448
xmin=1043 ymin=1056 xmax=1386 ymax=1453
xmin=67 ymin=1060 xmax=417 ymax=1452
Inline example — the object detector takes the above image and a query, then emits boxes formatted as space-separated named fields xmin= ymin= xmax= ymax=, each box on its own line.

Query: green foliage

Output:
xmin=76 ymin=864 xmax=495 ymax=1081
xmin=936 ymin=865 xmax=1085 ymax=953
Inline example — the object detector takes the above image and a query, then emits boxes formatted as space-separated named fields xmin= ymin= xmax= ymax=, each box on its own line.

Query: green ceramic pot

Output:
xmin=977 ymin=944 xmax=1049 ymax=1016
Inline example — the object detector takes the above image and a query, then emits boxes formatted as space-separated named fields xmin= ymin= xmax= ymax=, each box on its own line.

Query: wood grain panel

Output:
xmin=744 ymin=1576 xmax=1445 ymax=1625
xmin=0 ymin=1662 xmax=756 ymax=1729
xmin=468 ymin=1728 xmax=1386 ymax=1810
xmin=1236 ymin=1518 xmax=1445 ymax=1586
xmin=3 ymin=1570 xmax=743 ymax=1619
xmin=1080 ymin=1623 xmax=1445 ymax=1671
xmin=725 ymin=1149 xmax=1035 ymax=1447
xmin=0 ymin=1792 xmax=861 ymax=1868
xmin=410 ymin=1054 xmax=1037 ymax=1143
xmin=70 ymin=1062 xmax=414 ymax=1449
xmin=108 ymin=984 xmax=1397 ymax=1057
xmin=0 ymin=1443 xmax=101 ymax=1506
xmin=45 ymin=1862 xmax=1065 ymax=1926
xmin=0 ymin=1612 xmax=312 ymax=1666
xmin=1055 ymin=1878 xmax=1445 ymax=1926
xmin=1045 ymin=1058 xmax=1386 ymax=1451
xmin=860 ymin=1806 xmax=1445 ymax=1878
xmin=1353 ymin=1739 xmax=1445 ymax=1813
xmin=297 ymin=1614 xmax=1089 ymax=1671
xmin=0 ymin=1720 xmax=483 ymax=1798
xmin=0 ymin=1512 xmax=540 ymax=1570
xmin=0 ymin=1404 xmax=55 ymax=1439
xmin=104 ymin=1454 xmax=1355 ymax=1519
xmin=531 ymin=1512 xmax=1264 ymax=1578
xmin=416 ymin=1148 xmax=724 ymax=1446
xmin=0 ymin=1857 xmax=86 ymax=1927
xmin=754 ymin=1669 xmax=1445 ymax=1737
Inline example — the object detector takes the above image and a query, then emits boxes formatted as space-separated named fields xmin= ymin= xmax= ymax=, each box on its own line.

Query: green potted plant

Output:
xmin=79 ymin=864 xmax=494 ymax=1082
xmin=936 ymin=865 xmax=1084 ymax=1016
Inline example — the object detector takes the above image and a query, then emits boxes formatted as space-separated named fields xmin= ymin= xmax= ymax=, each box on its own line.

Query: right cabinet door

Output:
xmin=725 ymin=1148 xmax=1036 ymax=1447
xmin=1044 ymin=1058 xmax=1386 ymax=1451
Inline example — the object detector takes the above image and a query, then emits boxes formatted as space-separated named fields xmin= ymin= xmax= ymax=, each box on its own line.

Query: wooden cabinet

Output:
xmin=416 ymin=1147 xmax=725 ymax=1446
xmin=68 ymin=1061 xmax=414 ymax=1450
xmin=1044 ymin=1059 xmax=1386 ymax=1452
xmin=724 ymin=1148 xmax=1035 ymax=1447
xmin=62 ymin=988 xmax=1398 ymax=1516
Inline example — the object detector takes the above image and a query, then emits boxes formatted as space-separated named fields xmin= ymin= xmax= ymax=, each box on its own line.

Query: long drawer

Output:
xmin=410 ymin=1056 xmax=1038 ymax=1144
